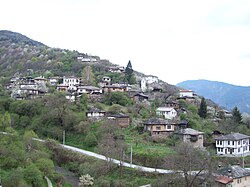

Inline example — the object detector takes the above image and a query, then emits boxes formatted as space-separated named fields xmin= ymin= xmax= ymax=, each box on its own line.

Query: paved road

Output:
xmin=62 ymin=144 xmax=177 ymax=174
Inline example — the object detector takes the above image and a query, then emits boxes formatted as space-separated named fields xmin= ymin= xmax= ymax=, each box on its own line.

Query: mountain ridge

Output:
xmin=177 ymin=79 xmax=250 ymax=114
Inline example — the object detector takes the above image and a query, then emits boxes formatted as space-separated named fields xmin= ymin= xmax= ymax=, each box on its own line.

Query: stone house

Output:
xmin=144 ymin=118 xmax=175 ymax=137
xmin=107 ymin=113 xmax=130 ymax=128
xmin=174 ymin=128 xmax=204 ymax=148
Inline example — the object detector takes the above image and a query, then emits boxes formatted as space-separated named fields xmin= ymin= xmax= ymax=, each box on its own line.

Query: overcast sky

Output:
xmin=1 ymin=0 xmax=250 ymax=86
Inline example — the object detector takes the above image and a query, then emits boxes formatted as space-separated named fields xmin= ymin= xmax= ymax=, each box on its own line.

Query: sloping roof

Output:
xmin=78 ymin=86 xmax=101 ymax=90
xmin=215 ymin=133 xmax=250 ymax=141
xmin=87 ymin=108 xmax=106 ymax=113
xmin=144 ymin=118 xmax=170 ymax=125
xmin=216 ymin=165 xmax=250 ymax=179
xmin=134 ymin=93 xmax=149 ymax=98
xmin=215 ymin=176 xmax=233 ymax=184
xmin=157 ymin=107 xmax=175 ymax=112
xmin=175 ymin=128 xmax=204 ymax=135
xmin=108 ymin=113 xmax=129 ymax=118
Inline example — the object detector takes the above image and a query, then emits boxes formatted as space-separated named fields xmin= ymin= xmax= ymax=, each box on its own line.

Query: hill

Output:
xmin=177 ymin=79 xmax=250 ymax=114
xmin=0 ymin=30 xmax=46 ymax=47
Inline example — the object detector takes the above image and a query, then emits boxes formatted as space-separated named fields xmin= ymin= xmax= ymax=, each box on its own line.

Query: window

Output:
xmin=238 ymin=141 xmax=241 ymax=145
xmin=228 ymin=141 xmax=230 ymax=145
xmin=156 ymin=126 xmax=161 ymax=130
xmin=238 ymin=148 xmax=241 ymax=152
xmin=167 ymin=125 xmax=172 ymax=129
xmin=243 ymin=140 xmax=246 ymax=144
xmin=232 ymin=141 xmax=234 ymax=145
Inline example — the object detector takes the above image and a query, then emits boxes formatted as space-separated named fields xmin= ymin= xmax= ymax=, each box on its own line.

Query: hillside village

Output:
xmin=1 ymin=30 xmax=250 ymax=186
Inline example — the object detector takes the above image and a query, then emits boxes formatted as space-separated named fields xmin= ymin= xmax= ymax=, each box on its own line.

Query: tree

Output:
xmin=81 ymin=65 xmax=96 ymax=85
xmin=24 ymin=163 xmax=44 ymax=187
xmin=164 ymin=143 xmax=215 ymax=187
xmin=125 ymin=60 xmax=136 ymax=84
xmin=85 ymin=132 xmax=98 ymax=147
xmin=198 ymin=97 xmax=207 ymax=118
xmin=232 ymin=106 xmax=242 ymax=124
xmin=0 ymin=111 xmax=11 ymax=131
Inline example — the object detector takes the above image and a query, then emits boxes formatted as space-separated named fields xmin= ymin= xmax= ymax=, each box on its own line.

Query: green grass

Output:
xmin=124 ymin=127 xmax=175 ymax=157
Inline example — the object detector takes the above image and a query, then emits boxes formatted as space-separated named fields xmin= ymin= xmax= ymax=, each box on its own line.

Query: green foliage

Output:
xmin=35 ymin=158 xmax=55 ymax=176
xmin=24 ymin=163 xmax=44 ymax=187
xmin=0 ymin=111 xmax=11 ymax=131
xmin=102 ymin=92 xmax=133 ymax=106
xmin=85 ymin=132 xmax=98 ymax=147
xmin=198 ymin=97 xmax=207 ymax=118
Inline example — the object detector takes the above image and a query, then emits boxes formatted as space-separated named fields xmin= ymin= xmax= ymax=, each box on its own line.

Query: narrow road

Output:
xmin=62 ymin=144 xmax=177 ymax=174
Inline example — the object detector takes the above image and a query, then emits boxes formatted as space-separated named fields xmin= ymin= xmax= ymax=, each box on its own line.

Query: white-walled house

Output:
xmin=86 ymin=109 xmax=106 ymax=118
xmin=63 ymin=76 xmax=80 ymax=87
xmin=215 ymin=133 xmax=250 ymax=157
xmin=179 ymin=90 xmax=194 ymax=98
xmin=141 ymin=75 xmax=159 ymax=91
xmin=156 ymin=107 xmax=177 ymax=120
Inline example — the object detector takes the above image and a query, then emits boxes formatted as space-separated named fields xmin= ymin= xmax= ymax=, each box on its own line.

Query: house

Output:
xmin=176 ymin=120 xmax=189 ymax=130
xmin=102 ymin=76 xmax=111 ymax=83
xmin=86 ymin=109 xmax=106 ymax=118
xmin=179 ymin=90 xmax=195 ymax=98
xmin=99 ymin=76 xmax=111 ymax=87
xmin=132 ymin=93 xmax=149 ymax=102
xmin=56 ymin=84 xmax=69 ymax=92
xmin=107 ymin=113 xmax=130 ymax=128
xmin=165 ymin=100 xmax=179 ymax=109
xmin=49 ymin=77 xmax=60 ymax=86
xmin=105 ymin=66 xmax=125 ymax=73
xmin=174 ymin=128 xmax=204 ymax=148
xmin=156 ymin=107 xmax=177 ymax=120
xmin=103 ymin=84 xmax=129 ymax=93
xmin=215 ymin=133 xmax=250 ymax=157
xmin=34 ymin=76 xmax=46 ymax=84
xmin=214 ymin=165 xmax=250 ymax=187
xmin=77 ymin=86 xmax=103 ymax=95
xmin=63 ymin=76 xmax=80 ymax=87
xmin=141 ymin=75 xmax=159 ymax=91
xmin=144 ymin=118 xmax=175 ymax=136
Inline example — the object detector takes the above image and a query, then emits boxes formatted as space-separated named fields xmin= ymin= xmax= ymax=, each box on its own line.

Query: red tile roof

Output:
xmin=215 ymin=176 xmax=233 ymax=184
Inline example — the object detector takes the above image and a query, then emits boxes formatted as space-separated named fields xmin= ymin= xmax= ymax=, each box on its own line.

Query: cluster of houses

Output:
xmin=6 ymin=71 xmax=249 ymax=156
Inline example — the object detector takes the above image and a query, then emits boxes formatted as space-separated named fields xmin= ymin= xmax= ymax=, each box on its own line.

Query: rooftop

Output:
xmin=175 ymin=128 xmax=204 ymax=135
xmin=215 ymin=165 xmax=250 ymax=179
xmin=215 ymin=133 xmax=250 ymax=141
xmin=144 ymin=118 xmax=170 ymax=125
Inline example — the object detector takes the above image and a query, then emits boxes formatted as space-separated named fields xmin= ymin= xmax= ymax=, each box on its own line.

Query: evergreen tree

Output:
xmin=232 ymin=106 xmax=242 ymax=124
xmin=198 ymin=97 xmax=207 ymax=118
xmin=125 ymin=60 xmax=136 ymax=84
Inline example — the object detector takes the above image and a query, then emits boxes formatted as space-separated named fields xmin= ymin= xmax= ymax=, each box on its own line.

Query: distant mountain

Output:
xmin=177 ymin=79 xmax=250 ymax=114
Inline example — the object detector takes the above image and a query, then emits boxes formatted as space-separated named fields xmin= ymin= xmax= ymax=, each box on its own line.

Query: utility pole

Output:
xmin=63 ymin=130 xmax=65 ymax=145
xmin=130 ymin=144 xmax=133 ymax=167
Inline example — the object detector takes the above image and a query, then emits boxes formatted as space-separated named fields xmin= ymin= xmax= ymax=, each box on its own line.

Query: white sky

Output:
xmin=1 ymin=0 xmax=250 ymax=86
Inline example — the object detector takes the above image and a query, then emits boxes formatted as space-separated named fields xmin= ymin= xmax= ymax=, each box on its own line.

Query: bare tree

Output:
xmin=164 ymin=143 xmax=216 ymax=187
